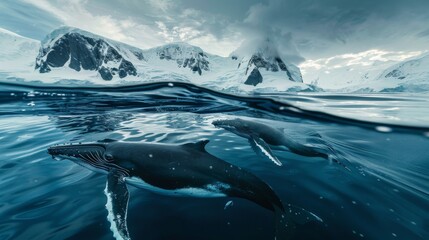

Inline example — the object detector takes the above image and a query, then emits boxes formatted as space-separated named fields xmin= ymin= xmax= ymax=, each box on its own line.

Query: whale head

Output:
xmin=212 ymin=119 xmax=252 ymax=137
xmin=48 ymin=139 xmax=130 ymax=176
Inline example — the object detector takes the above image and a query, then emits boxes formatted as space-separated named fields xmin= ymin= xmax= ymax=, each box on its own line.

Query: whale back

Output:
xmin=181 ymin=140 xmax=209 ymax=152
xmin=104 ymin=141 xmax=285 ymax=212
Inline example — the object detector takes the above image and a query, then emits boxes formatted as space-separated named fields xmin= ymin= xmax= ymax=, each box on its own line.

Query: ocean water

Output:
xmin=0 ymin=81 xmax=428 ymax=240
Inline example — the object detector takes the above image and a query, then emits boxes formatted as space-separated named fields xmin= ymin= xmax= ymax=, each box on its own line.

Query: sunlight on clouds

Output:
xmin=300 ymin=49 xmax=422 ymax=71
xmin=189 ymin=34 xmax=240 ymax=57
xmin=155 ymin=21 xmax=201 ymax=42
xmin=146 ymin=0 xmax=173 ymax=12
xmin=155 ymin=21 xmax=174 ymax=42
xmin=299 ymin=49 xmax=425 ymax=88
xmin=154 ymin=20 xmax=240 ymax=56
xmin=19 ymin=0 xmax=239 ymax=55
xmin=23 ymin=0 xmax=160 ymax=48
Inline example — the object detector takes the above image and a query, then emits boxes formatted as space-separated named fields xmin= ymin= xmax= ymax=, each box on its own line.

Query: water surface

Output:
xmin=0 ymin=82 xmax=428 ymax=240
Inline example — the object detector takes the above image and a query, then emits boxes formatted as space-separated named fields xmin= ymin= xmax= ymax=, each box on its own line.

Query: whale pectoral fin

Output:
xmin=248 ymin=137 xmax=282 ymax=166
xmin=105 ymin=171 xmax=131 ymax=240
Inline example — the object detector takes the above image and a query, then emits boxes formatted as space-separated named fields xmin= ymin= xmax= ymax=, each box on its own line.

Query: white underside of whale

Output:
xmin=125 ymin=176 xmax=229 ymax=198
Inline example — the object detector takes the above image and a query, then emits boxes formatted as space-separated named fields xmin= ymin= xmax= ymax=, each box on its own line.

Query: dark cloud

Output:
xmin=243 ymin=0 xmax=429 ymax=57
xmin=0 ymin=0 xmax=428 ymax=59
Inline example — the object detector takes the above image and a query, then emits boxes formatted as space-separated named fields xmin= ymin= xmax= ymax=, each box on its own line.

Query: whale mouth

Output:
xmin=212 ymin=120 xmax=235 ymax=129
xmin=48 ymin=142 xmax=108 ymax=167
xmin=48 ymin=142 xmax=130 ymax=176
xmin=48 ymin=143 xmax=106 ymax=157
xmin=213 ymin=121 xmax=241 ymax=135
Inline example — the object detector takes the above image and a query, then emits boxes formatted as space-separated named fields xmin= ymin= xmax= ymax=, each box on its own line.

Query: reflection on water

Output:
xmin=0 ymin=82 xmax=428 ymax=240
xmin=50 ymin=112 xmax=134 ymax=135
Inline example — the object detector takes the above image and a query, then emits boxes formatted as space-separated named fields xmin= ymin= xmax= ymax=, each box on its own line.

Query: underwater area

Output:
xmin=0 ymin=81 xmax=428 ymax=240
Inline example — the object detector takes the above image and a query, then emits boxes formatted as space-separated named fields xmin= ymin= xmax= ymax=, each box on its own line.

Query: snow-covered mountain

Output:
xmin=374 ymin=54 xmax=429 ymax=92
xmin=335 ymin=54 xmax=429 ymax=93
xmin=144 ymin=43 xmax=210 ymax=75
xmin=35 ymin=27 xmax=144 ymax=80
xmin=0 ymin=28 xmax=39 ymax=74
xmin=230 ymin=38 xmax=303 ymax=86
xmin=0 ymin=26 xmax=313 ymax=92
xmin=2 ymin=26 xmax=428 ymax=93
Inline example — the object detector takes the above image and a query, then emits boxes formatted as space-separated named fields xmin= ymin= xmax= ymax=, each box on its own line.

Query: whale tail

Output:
xmin=273 ymin=205 xmax=323 ymax=240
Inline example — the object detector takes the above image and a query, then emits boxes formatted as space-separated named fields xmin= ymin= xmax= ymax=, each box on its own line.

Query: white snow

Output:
xmin=0 ymin=27 xmax=313 ymax=93
xmin=1 ymin=26 xmax=428 ymax=93
xmin=300 ymin=50 xmax=429 ymax=93
xmin=0 ymin=27 xmax=39 ymax=75
xmin=334 ymin=54 xmax=429 ymax=93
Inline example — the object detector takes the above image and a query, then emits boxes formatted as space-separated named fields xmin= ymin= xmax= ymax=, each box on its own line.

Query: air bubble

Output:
xmin=224 ymin=200 xmax=233 ymax=210
xmin=375 ymin=126 xmax=392 ymax=133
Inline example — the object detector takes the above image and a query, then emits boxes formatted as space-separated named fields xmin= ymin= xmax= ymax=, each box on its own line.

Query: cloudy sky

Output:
xmin=1 ymin=0 xmax=429 ymax=83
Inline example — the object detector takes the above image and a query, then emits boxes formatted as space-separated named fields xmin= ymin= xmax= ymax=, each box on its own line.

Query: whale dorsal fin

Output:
xmin=98 ymin=138 xmax=118 ymax=143
xmin=182 ymin=140 xmax=210 ymax=151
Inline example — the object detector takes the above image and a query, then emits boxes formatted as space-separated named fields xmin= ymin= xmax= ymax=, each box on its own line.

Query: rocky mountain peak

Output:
xmin=152 ymin=42 xmax=210 ymax=75
xmin=35 ymin=27 xmax=142 ymax=80
xmin=231 ymin=38 xmax=303 ymax=85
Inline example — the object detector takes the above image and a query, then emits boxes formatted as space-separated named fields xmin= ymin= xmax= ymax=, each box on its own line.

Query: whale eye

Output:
xmin=105 ymin=153 xmax=114 ymax=161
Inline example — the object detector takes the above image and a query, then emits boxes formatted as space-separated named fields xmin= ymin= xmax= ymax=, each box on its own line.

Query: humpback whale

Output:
xmin=213 ymin=118 xmax=349 ymax=169
xmin=48 ymin=139 xmax=321 ymax=240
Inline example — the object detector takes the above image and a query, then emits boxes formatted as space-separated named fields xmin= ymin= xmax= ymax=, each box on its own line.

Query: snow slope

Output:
xmin=0 ymin=27 xmax=318 ymax=92
xmin=335 ymin=54 xmax=429 ymax=93
xmin=300 ymin=48 xmax=429 ymax=93
xmin=374 ymin=54 xmax=429 ymax=92
xmin=35 ymin=27 xmax=145 ymax=82
xmin=2 ymin=27 xmax=428 ymax=93
xmin=230 ymin=38 xmax=303 ymax=85
xmin=0 ymin=28 xmax=39 ymax=75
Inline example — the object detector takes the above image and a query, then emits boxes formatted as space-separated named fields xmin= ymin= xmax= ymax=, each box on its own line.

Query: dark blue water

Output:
xmin=0 ymin=82 xmax=428 ymax=240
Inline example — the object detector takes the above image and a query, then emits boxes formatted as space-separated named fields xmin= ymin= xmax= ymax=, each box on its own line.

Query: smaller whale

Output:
xmin=48 ymin=139 xmax=322 ymax=240
xmin=213 ymin=118 xmax=349 ymax=169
